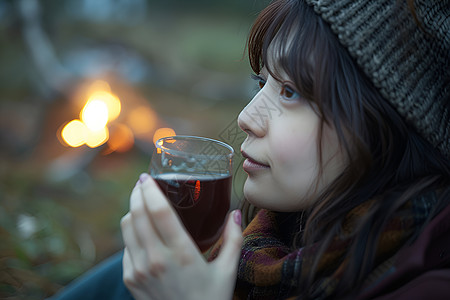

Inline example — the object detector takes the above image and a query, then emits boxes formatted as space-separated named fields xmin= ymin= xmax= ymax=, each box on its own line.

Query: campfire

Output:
xmin=58 ymin=80 xmax=175 ymax=153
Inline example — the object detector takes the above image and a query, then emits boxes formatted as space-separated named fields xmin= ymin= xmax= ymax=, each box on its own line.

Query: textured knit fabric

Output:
xmin=304 ymin=0 xmax=450 ymax=159
xmin=208 ymin=193 xmax=439 ymax=299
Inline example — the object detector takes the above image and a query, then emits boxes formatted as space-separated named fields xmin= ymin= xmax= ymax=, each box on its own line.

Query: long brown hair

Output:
xmin=245 ymin=0 xmax=450 ymax=297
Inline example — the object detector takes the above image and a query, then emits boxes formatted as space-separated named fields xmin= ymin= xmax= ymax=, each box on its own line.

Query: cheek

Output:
xmin=271 ymin=124 xmax=319 ymax=168
xmin=269 ymin=118 xmax=321 ymax=206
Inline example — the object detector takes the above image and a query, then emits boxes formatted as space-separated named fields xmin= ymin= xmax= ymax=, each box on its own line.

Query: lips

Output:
xmin=241 ymin=150 xmax=270 ymax=172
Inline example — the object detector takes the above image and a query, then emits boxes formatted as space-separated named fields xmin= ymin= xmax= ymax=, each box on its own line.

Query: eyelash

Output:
xmin=280 ymin=85 xmax=300 ymax=101
xmin=251 ymin=74 xmax=266 ymax=89
xmin=251 ymin=74 xmax=301 ymax=101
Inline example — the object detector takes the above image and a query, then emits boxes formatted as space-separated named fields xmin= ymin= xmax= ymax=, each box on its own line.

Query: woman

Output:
xmin=52 ymin=0 xmax=450 ymax=299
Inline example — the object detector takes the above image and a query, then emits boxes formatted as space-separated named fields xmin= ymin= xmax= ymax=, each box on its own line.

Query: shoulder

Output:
xmin=357 ymin=204 xmax=450 ymax=300
xmin=371 ymin=269 xmax=450 ymax=300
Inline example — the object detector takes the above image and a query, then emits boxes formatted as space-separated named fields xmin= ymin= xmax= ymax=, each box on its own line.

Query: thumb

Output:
xmin=214 ymin=210 xmax=243 ymax=270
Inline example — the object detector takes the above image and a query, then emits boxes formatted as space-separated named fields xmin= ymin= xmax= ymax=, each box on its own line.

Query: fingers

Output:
xmin=129 ymin=184 xmax=160 ymax=250
xmin=139 ymin=174 xmax=194 ymax=249
xmin=121 ymin=175 xmax=242 ymax=300
xmin=214 ymin=210 xmax=243 ymax=272
xmin=121 ymin=213 xmax=151 ymax=278
xmin=123 ymin=248 xmax=155 ymax=299
xmin=122 ymin=247 xmax=137 ymax=287
xmin=126 ymin=181 xmax=171 ymax=276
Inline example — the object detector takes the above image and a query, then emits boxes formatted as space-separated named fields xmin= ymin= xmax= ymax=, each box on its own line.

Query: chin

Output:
xmin=244 ymin=188 xmax=313 ymax=212
xmin=244 ymin=193 xmax=280 ymax=211
xmin=243 ymin=189 xmax=264 ymax=209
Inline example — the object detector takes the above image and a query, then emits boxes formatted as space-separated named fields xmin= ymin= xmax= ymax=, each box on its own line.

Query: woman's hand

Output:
xmin=120 ymin=173 xmax=243 ymax=300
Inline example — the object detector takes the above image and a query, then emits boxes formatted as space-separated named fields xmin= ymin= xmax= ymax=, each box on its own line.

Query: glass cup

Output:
xmin=149 ymin=136 xmax=234 ymax=252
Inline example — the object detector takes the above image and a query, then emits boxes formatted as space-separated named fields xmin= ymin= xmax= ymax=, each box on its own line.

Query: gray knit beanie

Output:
xmin=305 ymin=0 xmax=450 ymax=160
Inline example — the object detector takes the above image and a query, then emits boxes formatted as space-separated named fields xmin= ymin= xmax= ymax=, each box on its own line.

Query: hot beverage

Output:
xmin=154 ymin=172 xmax=232 ymax=252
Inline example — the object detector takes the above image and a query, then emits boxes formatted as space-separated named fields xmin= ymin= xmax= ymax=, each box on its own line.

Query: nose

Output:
xmin=238 ymin=90 xmax=270 ymax=138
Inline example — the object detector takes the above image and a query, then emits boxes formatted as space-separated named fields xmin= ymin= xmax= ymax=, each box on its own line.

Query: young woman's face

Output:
xmin=238 ymin=67 xmax=347 ymax=212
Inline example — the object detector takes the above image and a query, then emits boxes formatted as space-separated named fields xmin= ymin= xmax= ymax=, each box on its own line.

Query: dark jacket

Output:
xmin=357 ymin=204 xmax=450 ymax=299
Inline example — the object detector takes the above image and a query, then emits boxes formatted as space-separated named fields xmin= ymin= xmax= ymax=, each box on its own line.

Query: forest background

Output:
xmin=0 ymin=0 xmax=268 ymax=298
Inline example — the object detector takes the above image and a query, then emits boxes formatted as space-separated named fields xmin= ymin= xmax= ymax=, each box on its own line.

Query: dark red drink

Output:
xmin=154 ymin=173 xmax=232 ymax=252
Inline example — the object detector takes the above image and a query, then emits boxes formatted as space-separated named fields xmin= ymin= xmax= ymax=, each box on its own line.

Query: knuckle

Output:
xmin=123 ymin=266 xmax=148 ymax=287
xmin=123 ymin=273 xmax=138 ymax=288
xmin=149 ymin=260 xmax=166 ymax=277
xmin=132 ymin=267 xmax=149 ymax=284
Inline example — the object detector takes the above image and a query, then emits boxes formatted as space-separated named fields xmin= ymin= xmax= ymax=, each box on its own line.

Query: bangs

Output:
xmin=248 ymin=0 xmax=320 ymax=101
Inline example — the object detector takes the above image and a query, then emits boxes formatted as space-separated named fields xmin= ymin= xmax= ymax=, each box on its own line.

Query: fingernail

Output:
xmin=139 ymin=173 xmax=150 ymax=183
xmin=233 ymin=210 xmax=241 ymax=226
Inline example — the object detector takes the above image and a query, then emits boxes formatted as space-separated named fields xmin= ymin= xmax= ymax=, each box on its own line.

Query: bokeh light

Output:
xmin=85 ymin=126 xmax=109 ymax=148
xmin=153 ymin=127 xmax=176 ymax=145
xmin=127 ymin=106 xmax=157 ymax=137
xmin=61 ymin=120 xmax=87 ymax=147
xmin=107 ymin=123 xmax=135 ymax=153
xmin=60 ymin=83 xmax=123 ymax=149
xmin=80 ymin=99 xmax=109 ymax=131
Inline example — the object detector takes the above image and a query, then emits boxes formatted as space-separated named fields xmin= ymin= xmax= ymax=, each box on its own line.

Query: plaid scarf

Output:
xmin=207 ymin=193 xmax=437 ymax=299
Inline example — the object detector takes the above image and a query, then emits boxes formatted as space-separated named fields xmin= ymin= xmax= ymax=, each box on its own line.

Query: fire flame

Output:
xmin=60 ymin=80 xmax=176 ymax=154
xmin=61 ymin=81 xmax=120 ymax=148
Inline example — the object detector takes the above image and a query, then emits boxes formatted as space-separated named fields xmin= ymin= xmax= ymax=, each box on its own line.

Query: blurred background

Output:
xmin=0 ymin=0 xmax=268 ymax=298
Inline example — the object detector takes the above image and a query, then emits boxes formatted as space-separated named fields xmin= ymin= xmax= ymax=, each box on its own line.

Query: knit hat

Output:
xmin=305 ymin=0 xmax=450 ymax=160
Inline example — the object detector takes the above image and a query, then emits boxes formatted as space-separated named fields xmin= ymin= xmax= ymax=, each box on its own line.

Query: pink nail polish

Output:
xmin=233 ymin=210 xmax=242 ymax=225
xmin=139 ymin=173 xmax=150 ymax=183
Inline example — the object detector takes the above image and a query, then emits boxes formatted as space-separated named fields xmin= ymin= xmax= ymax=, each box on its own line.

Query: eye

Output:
xmin=251 ymin=74 xmax=266 ymax=89
xmin=281 ymin=85 xmax=300 ymax=101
